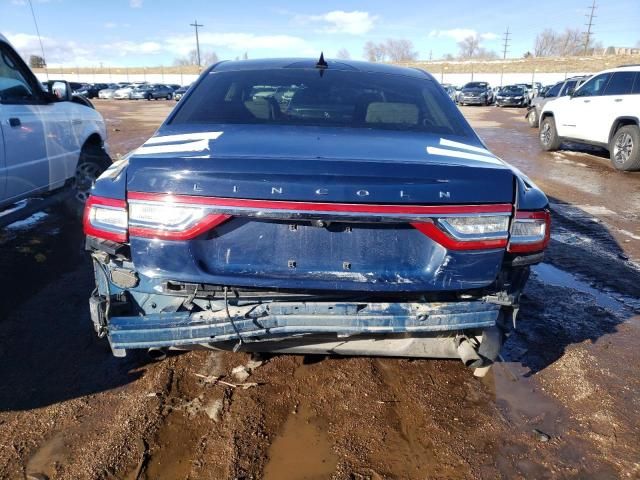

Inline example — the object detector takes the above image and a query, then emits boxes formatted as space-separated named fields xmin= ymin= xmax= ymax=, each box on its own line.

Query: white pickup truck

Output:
xmin=0 ymin=33 xmax=110 ymax=225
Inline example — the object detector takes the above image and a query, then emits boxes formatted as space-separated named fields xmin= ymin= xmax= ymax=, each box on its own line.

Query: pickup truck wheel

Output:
xmin=65 ymin=146 xmax=111 ymax=216
xmin=539 ymin=117 xmax=561 ymax=151
xmin=610 ymin=125 xmax=640 ymax=171
xmin=527 ymin=110 xmax=538 ymax=128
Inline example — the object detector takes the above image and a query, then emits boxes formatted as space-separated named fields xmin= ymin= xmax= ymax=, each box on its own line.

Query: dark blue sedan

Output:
xmin=84 ymin=58 xmax=550 ymax=374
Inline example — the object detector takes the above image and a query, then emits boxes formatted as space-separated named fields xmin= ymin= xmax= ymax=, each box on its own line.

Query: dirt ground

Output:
xmin=0 ymin=99 xmax=638 ymax=480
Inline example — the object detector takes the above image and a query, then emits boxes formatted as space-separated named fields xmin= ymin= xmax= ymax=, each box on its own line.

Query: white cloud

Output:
xmin=165 ymin=32 xmax=311 ymax=56
xmin=129 ymin=0 xmax=143 ymax=7
xmin=480 ymin=32 xmax=499 ymax=41
xmin=5 ymin=32 xmax=92 ymax=65
xmin=105 ymin=40 xmax=162 ymax=55
xmin=429 ymin=29 xmax=499 ymax=43
xmin=299 ymin=10 xmax=377 ymax=35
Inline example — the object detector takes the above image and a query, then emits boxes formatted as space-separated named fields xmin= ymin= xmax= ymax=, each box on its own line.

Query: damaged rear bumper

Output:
xmin=99 ymin=298 xmax=502 ymax=360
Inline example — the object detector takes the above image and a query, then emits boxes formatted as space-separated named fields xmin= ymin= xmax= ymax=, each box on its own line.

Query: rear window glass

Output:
xmin=603 ymin=72 xmax=636 ymax=95
xmin=501 ymin=86 xmax=524 ymax=94
xmin=545 ymin=83 xmax=562 ymax=97
xmin=170 ymin=69 xmax=471 ymax=136
xmin=463 ymin=82 xmax=488 ymax=89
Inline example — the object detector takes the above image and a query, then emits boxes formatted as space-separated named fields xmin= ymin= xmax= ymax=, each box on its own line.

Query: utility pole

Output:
xmin=583 ymin=0 xmax=596 ymax=54
xmin=502 ymin=26 xmax=511 ymax=60
xmin=190 ymin=20 xmax=204 ymax=67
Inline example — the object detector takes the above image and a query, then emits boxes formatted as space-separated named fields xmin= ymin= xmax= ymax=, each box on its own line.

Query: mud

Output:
xmin=0 ymin=101 xmax=638 ymax=479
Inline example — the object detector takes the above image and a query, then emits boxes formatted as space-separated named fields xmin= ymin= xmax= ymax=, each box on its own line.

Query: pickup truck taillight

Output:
xmin=507 ymin=210 xmax=551 ymax=253
xmin=83 ymin=196 xmax=128 ymax=243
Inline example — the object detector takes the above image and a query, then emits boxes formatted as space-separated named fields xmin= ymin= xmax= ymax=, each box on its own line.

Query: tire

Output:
xmin=527 ymin=109 xmax=538 ymax=128
xmin=610 ymin=125 xmax=640 ymax=171
xmin=64 ymin=144 xmax=112 ymax=217
xmin=539 ymin=116 xmax=561 ymax=151
xmin=146 ymin=94 xmax=152 ymax=101
xmin=166 ymin=93 xmax=172 ymax=100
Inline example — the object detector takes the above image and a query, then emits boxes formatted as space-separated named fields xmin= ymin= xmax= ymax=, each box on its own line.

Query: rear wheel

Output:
xmin=64 ymin=145 xmax=111 ymax=217
xmin=610 ymin=125 xmax=640 ymax=171
xmin=527 ymin=109 xmax=538 ymax=128
xmin=539 ymin=116 xmax=561 ymax=151
xmin=166 ymin=93 xmax=172 ymax=100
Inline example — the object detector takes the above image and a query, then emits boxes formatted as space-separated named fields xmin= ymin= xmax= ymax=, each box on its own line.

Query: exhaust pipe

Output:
xmin=456 ymin=336 xmax=482 ymax=368
xmin=147 ymin=347 xmax=167 ymax=361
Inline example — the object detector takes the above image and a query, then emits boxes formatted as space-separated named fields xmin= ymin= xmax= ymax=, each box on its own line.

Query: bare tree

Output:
xmin=443 ymin=53 xmax=455 ymax=61
xmin=242 ymin=52 xmax=248 ymax=60
xmin=28 ymin=55 xmax=46 ymax=68
xmin=556 ymin=28 xmax=583 ymax=56
xmin=203 ymin=51 xmax=219 ymax=65
xmin=175 ymin=49 xmax=219 ymax=66
xmin=475 ymin=48 xmax=499 ymax=60
xmin=336 ymin=48 xmax=351 ymax=60
xmin=457 ymin=36 xmax=480 ymax=59
xmin=534 ymin=29 xmax=557 ymax=57
xmin=384 ymin=39 xmax=418 ymax=62
xmin=363 ymin=41 xmax=386 ymax=62
xmin=532 ymin=28 xmax=585 ymax=57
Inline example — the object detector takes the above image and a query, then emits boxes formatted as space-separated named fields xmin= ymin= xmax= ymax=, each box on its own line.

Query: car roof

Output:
xmin=209 ymin=58 xmax=432 ymax=80
xmin=597 ymin=65 xmax=640 ymax=74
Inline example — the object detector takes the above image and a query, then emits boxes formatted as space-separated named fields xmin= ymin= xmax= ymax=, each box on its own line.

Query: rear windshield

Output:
xmin=502 ymin=86 xmax=524 ymax=94
xmin=170 ymin=68 xmax=471 ymax=136
xmin=463 ymin=82 xmax=487 ymax=89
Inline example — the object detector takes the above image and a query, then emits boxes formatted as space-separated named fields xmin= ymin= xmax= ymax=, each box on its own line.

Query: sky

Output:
xmin=1 ymin=0 xmax=639 ymax=67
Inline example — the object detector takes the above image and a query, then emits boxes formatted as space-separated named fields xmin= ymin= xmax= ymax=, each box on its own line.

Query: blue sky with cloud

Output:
xmin=1 ymin=0 xmax=639 ymax=66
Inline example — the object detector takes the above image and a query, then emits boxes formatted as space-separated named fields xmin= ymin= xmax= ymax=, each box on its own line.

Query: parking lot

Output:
xmin=0 ymin=100 xmax=638 ymax=479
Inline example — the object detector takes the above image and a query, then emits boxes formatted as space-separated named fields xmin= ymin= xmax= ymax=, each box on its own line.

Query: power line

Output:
xmin=583 ymin=0 xmax=597 ymax=54
xmin=190 ymin=20 xmax=204 ymax=67
xmin=27 ymin=0 xmax=48 ymax=80
xmin=502 ymin=26 xmax=511 ymax=60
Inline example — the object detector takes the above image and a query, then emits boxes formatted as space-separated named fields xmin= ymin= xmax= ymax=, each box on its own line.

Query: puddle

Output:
xmin=263 ymin=402 xmax=338 ymax=480
xmin=532 ymin=263 xmax=626 ymax=313
xmin=26 ymin=434 xmax=69 ymax=479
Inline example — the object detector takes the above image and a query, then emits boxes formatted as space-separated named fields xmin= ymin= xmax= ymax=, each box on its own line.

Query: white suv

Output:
xmin=539 ymin=66 xmax=640 ymax=171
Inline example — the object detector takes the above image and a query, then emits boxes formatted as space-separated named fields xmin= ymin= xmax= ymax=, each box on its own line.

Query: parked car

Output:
xmin=113 ymin=85 xmax=135 ymax=99
xmin=539 ymin=66 xmax=640 ymax=170
xmin=0 ymin=33 xmax=110 ymax=224
xmin=130 ymin=84 xmax=153 ymax=100
xmin=98 ymin=84 xmax=120 ymax=99
xmin=167 ymin=84 xmax=181 ymax=91
xmin=76 ymin=83 xmax=110 ymax=99
xmin=526 ymin=76 xmax=590 ymax=128
xmin=458 ymin=81 xmax=493 ymax=105
xmin=83 ymin=58 xmax=550 ymax=375
xmin=495 ymin=85 xmax=529 ymax=107
xmin=173 ymin=84 xmax=190 ymax=101
xmin=147 ymin=84 xmax=174 ymax=100
xmin=440 ymin=83 xmax=457 ymax=102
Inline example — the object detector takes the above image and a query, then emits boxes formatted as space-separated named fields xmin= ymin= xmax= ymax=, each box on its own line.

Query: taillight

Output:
xmin=412 ymin=215 xmax=510 ymax=250
xmin=83 ymin=196 xmax=128 ymax=242
xmin=507 ymin=210 xmax=551 ymax=253
xmin=128 ymin=199 xmax=230 ymax=240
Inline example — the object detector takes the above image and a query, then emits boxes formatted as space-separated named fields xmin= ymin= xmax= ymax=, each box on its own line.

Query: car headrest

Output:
xmin=365 ymin=102 xmax=419 ymax=125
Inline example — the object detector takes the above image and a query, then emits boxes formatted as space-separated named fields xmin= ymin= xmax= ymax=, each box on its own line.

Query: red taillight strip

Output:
xmin=83 ymin=196 xmax=128 ymax=243
xmin=128 ymin=192 xmax=512 ymax=215
xmin=129 ymin=213 xmax=231 ymax=240
xmin=411 ymin=223 xmax=508 ymax=250
xmin=507 ymin=210 xmax=551 ymax=253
